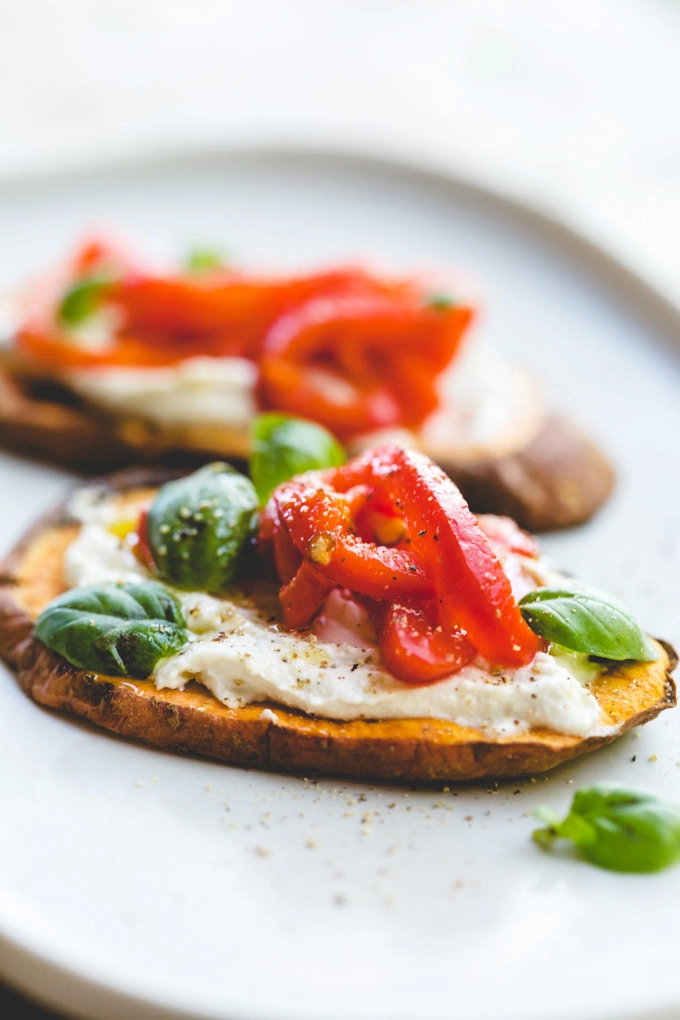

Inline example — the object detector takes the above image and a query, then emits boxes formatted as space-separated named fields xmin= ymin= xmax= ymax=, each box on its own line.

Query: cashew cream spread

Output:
xmin=63 ymin=490 xmax=609 ymax=738
xmin=65 ymin=356 xmax=258 ymax=428
xmin=63 ymin=342 xmax=542 ymax=456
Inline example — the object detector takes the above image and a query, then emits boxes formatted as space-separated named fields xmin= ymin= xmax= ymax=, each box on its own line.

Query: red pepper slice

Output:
xmin=371 ymin=598 xmax=475 ymax=685
xmin=279 ymin=561 xmax=336 ymax=629
xmin=257 ymin=293 xmax=473 ymax=439
xmin=259 ymin=500 xmax=302 ymax=584
xmin=358 ymin=445 xmax=540 ymax=667
xmin=273 ymin=477 xmax=432 ymax=603
xmin=112 ymin=268 xmax=397 ymax=346
xmin=265 ymin=443 xmax=540 ymax=683
xmin=15 ymin=242 xmax=474 ymax=443
xmin=133 ymin=508 xmax=157 ymax=574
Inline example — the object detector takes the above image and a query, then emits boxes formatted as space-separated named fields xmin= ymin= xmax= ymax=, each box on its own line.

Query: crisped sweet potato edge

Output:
xmin=0 ymin=469 xmax=673 ymax=783
xmin=0 ymin=364 xmax=614 ymax=532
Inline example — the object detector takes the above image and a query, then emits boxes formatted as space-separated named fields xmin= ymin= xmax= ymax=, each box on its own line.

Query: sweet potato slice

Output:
xmin=0 ymin=471 xmax=672 ymax=783
xmin=435 ymin=416 xmax=615 ymax=533
xmin=0 ymin=364 xmax=250 ymax=471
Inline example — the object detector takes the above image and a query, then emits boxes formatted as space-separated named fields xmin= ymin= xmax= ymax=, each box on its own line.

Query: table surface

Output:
xmin=1 ymin=3 xmax=679 ymax=1017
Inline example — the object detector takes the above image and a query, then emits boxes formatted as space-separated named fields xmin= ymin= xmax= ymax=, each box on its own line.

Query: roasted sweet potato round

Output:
xmin=0 ymin=470 xmax=672 ymax=783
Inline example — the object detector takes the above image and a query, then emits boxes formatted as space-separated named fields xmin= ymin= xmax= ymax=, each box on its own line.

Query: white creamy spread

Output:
xmin=64 ymin=356 xmax=258 ymax=427
xmin=61 ymin=342 xmax=541 ymax=456
xmin=62 ymin=489 xmax=610 ymax=738
xmin=419 ymin=344 xmax=544 ymax=460
xmin=2 ymin=272 xmax=543 ymax=457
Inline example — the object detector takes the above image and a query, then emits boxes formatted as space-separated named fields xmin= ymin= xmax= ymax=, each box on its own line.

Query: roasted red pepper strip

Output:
xmin=279 ymin=561 xmax=336 ymax=629
xmin=355 ymin=445 xmax=540 ymax=667
xmin=259 ymin=500 xmax=302 ymax=584
xmin=257 ymin=293 xmax=473 ymax=439
xmin=371 ymin=598 xmax=475 ymax=685
xmin=113 ymin=268 xmax=398 ymax=346
xmin=273 ymin=478 xmax=432 ymax=602
xmin=133 ymin=508 xmax=157 ymax=574
xmin=15 ymin=241 xmax=474 ymax=439
xmin=265 ymin=443 xmax=539 ymax=684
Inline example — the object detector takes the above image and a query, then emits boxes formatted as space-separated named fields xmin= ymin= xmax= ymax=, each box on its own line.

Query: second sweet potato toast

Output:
xmin=0 ymin=239 xmax=613 ymax=530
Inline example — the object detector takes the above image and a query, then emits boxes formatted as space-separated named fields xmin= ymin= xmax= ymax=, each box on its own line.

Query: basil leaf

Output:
xmin=532 ymin=785 xmax=680 ymax=873
xmin=250 ymin=413 xmax=346 ymax=505
xmin=58 ymin=273 xmax=114 ymax=327
xmin=35 ymin=581 xmax=188 ymax=679
xmin=519 ymin=583 xmax=657 ymax=661
xmin=423 ymin=293 xmax=457 ymax=312
xmin=146 ymin=462 xmax=259 ymax=591
xmin=185 ymin=247 xmax=225 ymax=273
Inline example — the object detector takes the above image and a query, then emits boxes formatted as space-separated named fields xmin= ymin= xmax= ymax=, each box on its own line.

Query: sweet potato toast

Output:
xmin=0 ymin=363 xmax=614 ymax=533
xmin=0 ymin=239 xmax=616 ymax=531
xmin=0 ymin=470 xmax=672 ymax=783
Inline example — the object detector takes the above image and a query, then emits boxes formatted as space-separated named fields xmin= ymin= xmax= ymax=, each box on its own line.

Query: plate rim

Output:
xmin=1 ymin=136 xmax=679 ymax=340
xmin=1 ymin=139 xmax=680 ymax=1020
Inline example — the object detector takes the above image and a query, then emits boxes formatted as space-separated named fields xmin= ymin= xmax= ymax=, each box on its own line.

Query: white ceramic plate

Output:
xmin=1 ymin=146 xmax=680 ymax=1020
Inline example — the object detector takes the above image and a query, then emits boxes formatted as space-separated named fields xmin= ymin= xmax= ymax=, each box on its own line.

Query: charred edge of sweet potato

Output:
xmin=0 ymin=365 xmax=614 ymax=531
xmin=0 ymin=604 xmax=675 ymax=783
xmin=0 ymin=469 xmax=674 ymax=783
xmin=0 ymin=364 xmax=250 ymax=473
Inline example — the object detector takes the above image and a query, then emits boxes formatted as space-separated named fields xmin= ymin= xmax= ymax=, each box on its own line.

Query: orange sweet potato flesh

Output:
xmin=0 ymin=471 xmax=673 ymax=783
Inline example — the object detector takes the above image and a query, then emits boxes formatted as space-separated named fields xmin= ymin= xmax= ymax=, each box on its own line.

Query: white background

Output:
xmin=1 ymin=0 xmax=679 ymax=301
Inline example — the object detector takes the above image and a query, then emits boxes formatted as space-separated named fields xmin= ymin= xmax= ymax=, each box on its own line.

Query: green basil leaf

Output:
xmin=423 ymin=293 xmax=457 ymax=311
xmin=57 ymin=273 xmax=114 ymax=327
xmin=532 ymin=785 xmax=680 ymax=873
xmin=146 ymin=462 xmax=259 ymax=591
xmin=185 ymin=247 xmax=225 ymax=273
xmin=250 ymin=413 xmax=346 ymax=505
xmin=35 ymin=581 xmax=188 ymax=679
xmin=519 ymin=583 xmax=658 ymax=661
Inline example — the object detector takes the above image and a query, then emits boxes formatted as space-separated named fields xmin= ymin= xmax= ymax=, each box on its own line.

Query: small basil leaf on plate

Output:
xmin=35 ymin=581 xmax=188 ymax=679
xmin=250 ymin=413 xmax=346 ymax=505
xmin=146 ymin=462 xmax=259 ymax=591
xmin=532 ymin=785 xmax=680 ymax=873
xmin=185 ymin=247 xmax=225 ymax=273
xmin=58 ymin=273 xmax=115 ymax=327
xmin=518 ymin=583 xmax=657 ymax=661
